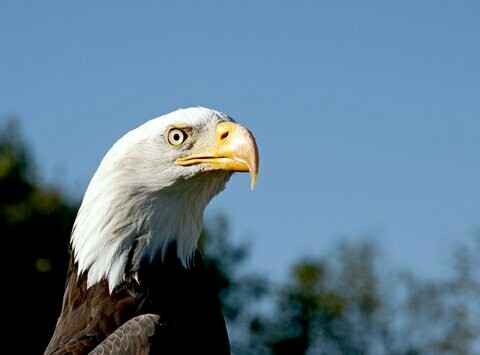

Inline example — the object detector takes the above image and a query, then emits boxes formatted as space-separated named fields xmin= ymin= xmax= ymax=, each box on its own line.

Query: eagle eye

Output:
xmin=167 ymin=128 xmax=188 ymax=146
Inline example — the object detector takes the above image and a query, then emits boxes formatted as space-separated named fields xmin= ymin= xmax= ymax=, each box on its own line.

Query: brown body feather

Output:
xmin=45 ymin=247 xmax=230 ymax=355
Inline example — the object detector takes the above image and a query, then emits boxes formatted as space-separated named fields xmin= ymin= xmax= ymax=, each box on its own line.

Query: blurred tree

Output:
xmin=260 ymin=241 xmax=393 ymax=355
xmin=397 ymin=235 xmax=480 ymax=354
xmin=243 ymin=236 xmax=480 ymax=355
xmin=0 ymin=118 xmax=78 ymax=353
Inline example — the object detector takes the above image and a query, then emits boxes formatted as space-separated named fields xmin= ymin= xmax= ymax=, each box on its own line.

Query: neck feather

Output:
xmin=71 ymin=172 xmax=230 ymax=292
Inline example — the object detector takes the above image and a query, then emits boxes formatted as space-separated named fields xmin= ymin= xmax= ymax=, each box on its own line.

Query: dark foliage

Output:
xmin=0 ymin=119 xmax=78 ymax=353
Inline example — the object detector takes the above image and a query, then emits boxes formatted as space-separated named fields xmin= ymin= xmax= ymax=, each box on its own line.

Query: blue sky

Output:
xmin=2 ymin=1 xmax=479 ymax=281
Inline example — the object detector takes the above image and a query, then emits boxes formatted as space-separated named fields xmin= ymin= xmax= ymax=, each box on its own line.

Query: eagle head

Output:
xmin=70 ymin=107 xmax=259 ymax=291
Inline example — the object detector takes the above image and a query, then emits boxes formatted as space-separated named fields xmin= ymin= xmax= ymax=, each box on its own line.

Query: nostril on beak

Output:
xmin=220 ymin=131 xmax=229 ymax=140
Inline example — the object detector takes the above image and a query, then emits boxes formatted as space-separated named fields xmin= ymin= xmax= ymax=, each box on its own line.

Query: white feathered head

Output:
xmin=70 ymin=107 xmax=259 ymax=291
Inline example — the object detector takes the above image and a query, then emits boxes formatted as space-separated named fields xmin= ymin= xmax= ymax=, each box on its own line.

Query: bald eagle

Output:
xmin=44 ymin=107 xmax=259 ymax=354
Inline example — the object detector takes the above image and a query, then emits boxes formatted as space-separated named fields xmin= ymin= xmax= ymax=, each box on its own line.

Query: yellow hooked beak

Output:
xmin=175 ymin=122 xmax=259 ymax=189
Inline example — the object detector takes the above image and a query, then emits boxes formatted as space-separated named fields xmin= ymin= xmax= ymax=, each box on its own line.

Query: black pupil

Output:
xmin=173 ymin=132 xmax=181 ymax=141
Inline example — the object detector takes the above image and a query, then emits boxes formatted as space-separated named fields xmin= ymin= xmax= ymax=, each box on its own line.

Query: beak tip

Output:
xmin=250 ymin=172 xmax=258 ymax=190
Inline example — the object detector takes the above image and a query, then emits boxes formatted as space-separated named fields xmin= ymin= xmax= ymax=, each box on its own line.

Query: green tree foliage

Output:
xmin=397 ymin=236 xmax=480 ymax=354
xmin=245 ymin=238 xmax=480 ymax=355
xmin=251 ymin=241 xmax=392 ymax=355
xmin=0 ymin=119 xmax=78 ymax=353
